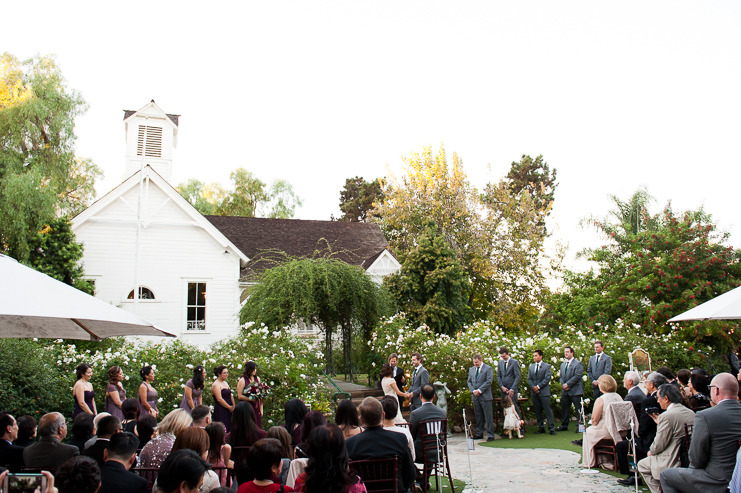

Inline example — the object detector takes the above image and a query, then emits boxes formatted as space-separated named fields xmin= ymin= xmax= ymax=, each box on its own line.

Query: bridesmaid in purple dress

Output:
xmin=138 ymin=366 xmax=159 ymax=417
xmin=105 ymin=366 xmax=126 ymax=420
xmin=237 ymin=361 xmax=263 ymax=428
xmin=211 ymin=365 xmax=234 ymax=433
xmin=72 ymin=363 xmax=96 ymax=418
xmin=180 ymin=365 xmax=206 ymax=413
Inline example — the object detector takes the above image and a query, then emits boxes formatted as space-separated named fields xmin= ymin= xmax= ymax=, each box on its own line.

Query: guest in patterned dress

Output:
xmin=139 ymin=409 xmax=193 ymax=469
xmin=73 ymin=363 xmax=97 ymax=418
xmin=105 ymin=366 xmax=126 ymax=420
xmin=293 ymin=424 xmax=367 ymax=493
xmin=138 ymin=366 xmax=158 ymax=418
xmin=181 ymin=365 xmax=206 ymax=413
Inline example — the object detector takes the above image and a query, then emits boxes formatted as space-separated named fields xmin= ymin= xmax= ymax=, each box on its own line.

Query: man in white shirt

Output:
xmin=381 ymin=396 xmax=414 ymax=461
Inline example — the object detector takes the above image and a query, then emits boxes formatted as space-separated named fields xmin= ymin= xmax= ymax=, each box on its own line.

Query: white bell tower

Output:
xmin=123 ymin=100 xmax=179 ymax=182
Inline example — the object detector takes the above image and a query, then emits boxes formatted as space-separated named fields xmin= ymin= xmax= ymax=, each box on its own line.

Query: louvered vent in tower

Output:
xmin=136 ymin=125 xmax=163 ymax=158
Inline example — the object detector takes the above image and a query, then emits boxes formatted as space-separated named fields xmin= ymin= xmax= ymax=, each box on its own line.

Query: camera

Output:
xmin=643 ymin=406 xmax=662 ymax=415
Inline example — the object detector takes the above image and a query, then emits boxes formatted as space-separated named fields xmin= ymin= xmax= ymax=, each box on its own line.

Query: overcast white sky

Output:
xmin=4 ymin=1 xmax=740 ymax=275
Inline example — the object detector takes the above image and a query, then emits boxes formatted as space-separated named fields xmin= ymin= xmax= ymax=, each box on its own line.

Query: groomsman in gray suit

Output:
xmin=406 ymin=352 xmax=429 ymax=411
xmin=467 ymin=354 xmax=495 ymax=441
xmin=497 ymin=347 xmax=522 ymax=419
xmin=528 ymin=349 xmax=556 ymax=435
xmin=586 ymin=340 xmax=612 ymax=400
xmin=557 ymin=346 xmax=584 ymax=432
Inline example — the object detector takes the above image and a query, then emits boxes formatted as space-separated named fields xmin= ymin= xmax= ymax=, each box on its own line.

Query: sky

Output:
xmin=4 ymin=1 xmax=740 ymax=277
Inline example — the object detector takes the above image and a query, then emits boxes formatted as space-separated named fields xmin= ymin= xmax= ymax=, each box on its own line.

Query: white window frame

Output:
xmin=184 ymin=280 xmax=208 ymax=332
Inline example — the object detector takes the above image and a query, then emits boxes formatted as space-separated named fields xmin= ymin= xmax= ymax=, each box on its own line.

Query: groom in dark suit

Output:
xmin=467 ymin=354 xmax=494 ymax=441
xmin=528 ymin=350 xmax=556 ymax=435
xmin=497 ymin=347 xmax=522 ymax=419
xmin=406 ymin=352 xmax=429 ymax=412
xmin=586 ymin=340 xmax=612 ymax=400
xmin=557 ymin=346 xmax=584 ymax=432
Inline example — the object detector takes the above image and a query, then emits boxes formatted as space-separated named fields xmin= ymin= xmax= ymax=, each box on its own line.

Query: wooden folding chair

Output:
xmin=211 ymin=466 xmax=232 ymax=488
xmin=132 ymin=466 xmax=159 ymax=491
xmin=684 ymin=423 xmax=693 ymax=453
xmin=419 ymin=418 xmax=455 ymax=493
xmin=350 ymin=455 xmax=398 ymax=493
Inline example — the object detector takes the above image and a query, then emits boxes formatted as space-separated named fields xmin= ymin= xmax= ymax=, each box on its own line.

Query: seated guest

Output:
xmin=120 ymin=398 xmax=140 ymax=434
xmin=0 ymin=412 xmax=25 ymax=471
xmin=140 ymin=408 xmax=193 ymax=469
xmin=55 ymin=456 xmax=101 ymax=493
xmin=661 ymin=373 xmax=741 ymax=493
xmin=581 ymin=375 xmax=623 ymax=467
xmin=266 ymin=426 xmax=292 ymax=485
xmin=688 ymin=373 xmax=711 ymax=410
xmin=136 ymin=414 xmax=158 ymax=450
xmin=12 ymin=415 xmax=37 ymax=448
xmin=237 ymin=438 xmax=294 ymax=493
xmin=381 ymin=396 xmax=415 ymax=461
xmin=623 ymin=371 xmax=646 ymax=415
xmin=156 ymin=449 xmax=211 ymax=493
xmin=83 ymin=415 xmax=123 ymax=467
xmin=295 ymin=411 xmax=326 ymax=459
xmin=676 ymin=369 xmax=691 ymax=400
xmin=346 ymin=397 xmax=415 ymax=493
xmin=656 ymin=367 xmax=679 ymax=389
xmin=283 ymin=399 xmax=308 ymax=447
xmin=229 ymin=402 xmax=267 ymax=451
xmin=23 ymin=412 xmax=79 ymax=469
xmin=192 ymin=405 xmax=212 ymax=429
xmin=97 ymin=432 xmax=148 ymax=493
xmin=335 ymin=399 xmax=362 ymax=440
xmin=617 ymin=372 xmax=667 ymax=487
xmin=68 ymin=413 xmax=95 ymax=452
xmin=85 ymin=412 xmax=112 ymax=449
xmin=293 ymin=424 xmax=366 ymax=493
xmin=410 ymin=384 xmax=447 ymax=490
xmin=164 ymin=427 xmax=220 ymax=492
xmin=637 ymin=384 xmax=695 ymax=493
xmin=206 ymin=422 xmax=233 ymax=486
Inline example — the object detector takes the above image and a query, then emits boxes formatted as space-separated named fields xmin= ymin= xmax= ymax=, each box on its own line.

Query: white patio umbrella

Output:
xmin=668 ymin=286 xmax=741 ymax=322
xmin=0 ymin=254 xmax=176 ymax=340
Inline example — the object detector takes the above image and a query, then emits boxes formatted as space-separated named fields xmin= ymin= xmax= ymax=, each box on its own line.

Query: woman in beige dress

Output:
xmin=582 ymin=374 xmax=623 ymax=467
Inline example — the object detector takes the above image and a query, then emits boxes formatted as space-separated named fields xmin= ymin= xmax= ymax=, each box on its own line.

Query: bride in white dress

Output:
xmin=381 ymin=363 xmax=406 ymax=424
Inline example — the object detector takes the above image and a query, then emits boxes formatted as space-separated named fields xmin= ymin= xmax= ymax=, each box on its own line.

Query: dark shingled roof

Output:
xmin=123 ymin=110 xmax=180 ymax=126
xmin=205 ymin=216 xmax=391 ymax=280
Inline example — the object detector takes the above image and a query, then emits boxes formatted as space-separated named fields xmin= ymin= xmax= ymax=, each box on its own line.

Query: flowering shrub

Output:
xmin=0 ymin=324 xmax=331 ymax=425
xmin=370 ymin=314 xmax=720 ymax=423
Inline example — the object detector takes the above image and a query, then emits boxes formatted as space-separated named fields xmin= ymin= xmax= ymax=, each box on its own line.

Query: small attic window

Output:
xmin=137 ymin=125 xmax=163 ymax=158
xmin=127 ymin=287 xmax=155 ymax=300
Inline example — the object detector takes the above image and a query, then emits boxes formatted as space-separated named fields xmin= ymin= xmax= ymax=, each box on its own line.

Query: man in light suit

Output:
xmin=467 ymin=354 xmax=494 ymax=441
xmin=528 ymin=349 xmax=556 ymax=435
xmin=587 ymin=340 xmax=612 ymax=400
xmin=406 ymin=352 xmax=429 ymax=412
xmin=637 ymin=384 xmax=695 ymax=493
xmin=23 ymin=412 xmax=79 ymax=469
xmin=557 ymin=346 xmax=584 ymax=432
xmin=661 ymin=373 xmax=741 ymax=493
xmin=497 ymin=347 xmax=522 ymax=420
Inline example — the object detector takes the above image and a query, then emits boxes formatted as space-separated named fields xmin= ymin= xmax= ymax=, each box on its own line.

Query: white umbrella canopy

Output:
xmin=0 ymin=254 xmax=175 ymax=340
xmin=668 ymin=286 xmax=741 ymax=322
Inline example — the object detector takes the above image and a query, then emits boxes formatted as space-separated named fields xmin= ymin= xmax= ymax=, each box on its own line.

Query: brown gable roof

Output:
xmin=204 ymin=216 xmax=391 ymax=279
xmin=123 ymin=109 xmax=180 ymax=126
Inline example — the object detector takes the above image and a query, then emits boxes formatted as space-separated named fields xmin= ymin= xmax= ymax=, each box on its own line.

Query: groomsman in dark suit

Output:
xmin=467 ymin=354 xmax=495 ymax=441
xmin=406 ymin=352 xmax=429 ymax=412
xmin=0 ymin=413 xmax=24 ymax=472
xmin=497 ymin=347 xmax=522 ymax=419
xmin=388 ymin=353 xmax=406 ymax=410
xmin=528 ymin=350 xmax=556 ymax=435
xmin=587 ymin=340 xmax=612 ymax=400
xmin=557 ymin=346 xmax=584 ymax=432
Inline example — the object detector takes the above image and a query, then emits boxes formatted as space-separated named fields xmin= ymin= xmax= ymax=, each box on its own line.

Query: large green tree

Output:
xmin=384 ymin=221 xmax=471 ymax=335
xmin=542 ymin=192 xmax=741 ymax=351
xmin=337 ymin=176 xmax=384 ymax=222
xmin=240 ymin=257 xmax=391 ymax=374
xmin=505 ymin=154 xmax=557 ymax=230
xmin=0 ymin=53 xmax=103 ymax=262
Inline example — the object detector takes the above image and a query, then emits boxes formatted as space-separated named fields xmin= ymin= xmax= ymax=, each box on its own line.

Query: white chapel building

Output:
xmin=72 ymin=101 xmax=400 ymax=345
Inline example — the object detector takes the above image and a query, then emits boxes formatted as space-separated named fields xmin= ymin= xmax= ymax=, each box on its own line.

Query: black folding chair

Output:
xmin=419 ymin=418 xmax=455 ymax=493
xmin=350 ymin=455 xmax=398 ymax=493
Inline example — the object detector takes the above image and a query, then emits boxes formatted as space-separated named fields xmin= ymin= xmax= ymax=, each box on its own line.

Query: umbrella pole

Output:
xmin=133 ymin=123 xmax=148 ymax=314
xmin=71 ymin=319 xmax=102 ymax=341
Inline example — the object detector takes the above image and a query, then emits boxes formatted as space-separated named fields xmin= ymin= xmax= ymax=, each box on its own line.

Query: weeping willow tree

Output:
xmin=239 ymin=257 xmax=392 ymax=377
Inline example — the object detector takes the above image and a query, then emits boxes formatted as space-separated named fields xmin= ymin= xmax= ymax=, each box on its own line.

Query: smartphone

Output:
xmin=3 ymin=473 xmax=47 ymax=493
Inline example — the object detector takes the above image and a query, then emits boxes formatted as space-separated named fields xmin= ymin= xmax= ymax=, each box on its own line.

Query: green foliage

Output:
xmin=240 ymin=257 xmax=392 ymax=372
xmin=27 ymin=217 xmax=94 ymax=294
xmin=385 ymin=221 xmax=471 ymax=335
xmin=0 ymin=52 xmax=102 ymax=261
xmin=543 ymin=193 xmax=741 ymax=352
xmin=176 ymin=178 xmax=224 ymax=216
xmin=504 ymin=154 xmax=557 ymax=230
xmin=338 ymin=176 xmax=384 ymax=222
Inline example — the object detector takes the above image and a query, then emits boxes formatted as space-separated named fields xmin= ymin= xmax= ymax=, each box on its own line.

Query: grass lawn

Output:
xmin=478 ymin=425 xmax=651 ymax=492
xmin=423 ymin=477 xmax=468 ymax=492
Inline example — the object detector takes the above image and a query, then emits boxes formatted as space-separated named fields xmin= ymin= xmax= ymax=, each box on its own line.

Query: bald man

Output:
xmin=660 ymin=373 xmax=741 ymax=493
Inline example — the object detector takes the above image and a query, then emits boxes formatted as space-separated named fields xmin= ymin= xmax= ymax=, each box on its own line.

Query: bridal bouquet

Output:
xmin=243 ymin=381 xmax=271 ymax=400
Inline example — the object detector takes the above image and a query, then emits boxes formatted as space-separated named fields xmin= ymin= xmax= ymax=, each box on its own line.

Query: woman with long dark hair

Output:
xmin=237 ymin=361 xmax=263 ymax=428
xmin=335 ymin=399 xmax=362 ymax=440
xmin=212 ymin=365 xmax=235 ymax=433
xmin=205 ymin=421 xmax=233 ymax=486
xmin=293 ymin=424 xmax=366 ymax=493
xmin=282 ymin=399 xmax=308 ymax=447
xmin=295 ymin=411 xmax=326 ymax=459
xmin=138 ymin=365 xmax=158 ymax=417
xmin=105 ymin=366 xmax=126 ymax=419
xmin=229 ymin=401 xmax=267 ymax=448
xmin=181 ymin=365 xmax=206 ymax=413
xmin=73 ymin=363 xmax=96 ymax=418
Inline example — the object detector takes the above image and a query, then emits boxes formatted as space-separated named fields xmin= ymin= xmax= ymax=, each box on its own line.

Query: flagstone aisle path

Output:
xmin=445 ymin=435 xmax=638 ymax=493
